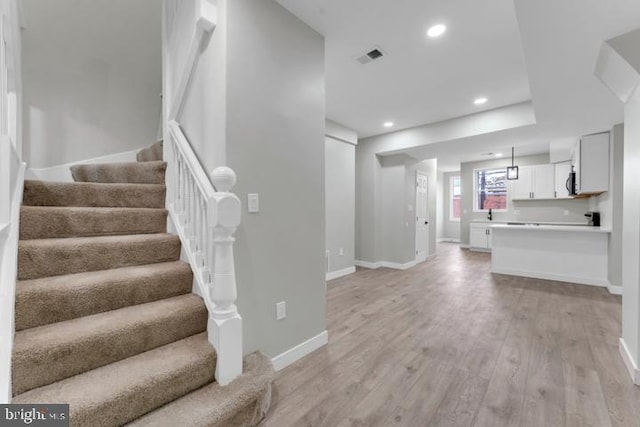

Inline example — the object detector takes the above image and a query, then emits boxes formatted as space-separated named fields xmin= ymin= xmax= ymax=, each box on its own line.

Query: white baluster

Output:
xmin=208 ymin=167 xmax=242 ymax=385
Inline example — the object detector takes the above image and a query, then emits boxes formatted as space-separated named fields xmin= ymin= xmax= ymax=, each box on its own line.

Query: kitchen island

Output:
xmin=490 ymin=223 xmax=612 ymax=290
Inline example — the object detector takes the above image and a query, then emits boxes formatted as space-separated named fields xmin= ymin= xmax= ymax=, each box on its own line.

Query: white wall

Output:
xmin=622 ymin=86 xmax=640 ymax=373
xmin=440 ymin=171 xmax=461 ymax=241
xmin=459 ymin=154 xmax=591 ymax=246
xmin=23 ymin=0 xmax=162 ymax=168
xmin=325 ymin=120 xmax=356 ymax=277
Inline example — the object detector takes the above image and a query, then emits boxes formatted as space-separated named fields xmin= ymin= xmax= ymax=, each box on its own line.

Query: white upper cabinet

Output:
xmin=509 ymin=164 xmax=555 ymax=200
xmin=554 ymin=161 xmax=573 ymax=198
xmin=509 ymin=166 xmax=533 ymax=199
xmin=573 ymin=132 xmax=609 ymax=195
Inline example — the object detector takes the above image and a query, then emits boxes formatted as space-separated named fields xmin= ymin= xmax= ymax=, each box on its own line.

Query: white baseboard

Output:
xmin=26 ymin=149 xmax=139 ymax=182
xmin=326 ymin=266 xmax=356 ymax=281
xmin=608 ymin=284 xmax=623 ymax=295
xmin=271 ymin=330 xmax=328 ymax=371
xmin=354 ymin=259 xmax=416 ymax=270
xmin=619 ymin=338 xmax=640 ymax=385
xmin=460 ymin=244 xmax=470 ymax=249
xmin=354 ymin=260 xmax=382 ymax=269
xmin=437 ymin=238 xmax=461 ymax=243
xmin=491 ymin=266 xmax=608 ymax=288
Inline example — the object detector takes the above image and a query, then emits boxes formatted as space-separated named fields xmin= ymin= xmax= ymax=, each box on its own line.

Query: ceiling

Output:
xmin=276 ymin=0 xmax=531 ymax=138
xmin=276 ymin=0 xmax=640 ymax=169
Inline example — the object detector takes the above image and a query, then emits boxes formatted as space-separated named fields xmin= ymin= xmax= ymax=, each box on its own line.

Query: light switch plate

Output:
xmin=248 ymin=193 xmax=259 ymax=213
xmin=276 ymin=301 xmax=286 ymax=320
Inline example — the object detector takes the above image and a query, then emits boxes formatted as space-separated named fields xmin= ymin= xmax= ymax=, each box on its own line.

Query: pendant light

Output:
xmin=506 ymin=147 xmax=519 ymax=180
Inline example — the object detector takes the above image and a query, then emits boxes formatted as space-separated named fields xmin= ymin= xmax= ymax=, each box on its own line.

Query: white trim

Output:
xmin=437 ymin=238 xmax=461 ymax=243
xmin=491 ymin=267 xmax=608 ymax=288
xmin=26 ymin=149 xmax=139 ymax=182
xmin=608 ymin=284 xmax=623 ymax=296
xmin=460 ymin=244 xmax=470 ymax=249
xmin=354 ymin=259 xmax=417 ymax=270
xmin=271 ymin=330 xmax=328 ymax=372
xmin=326 ymin=266 xmax=356 ymax=281
xmin=354 ymin=260 xmax=382 ymax=269
xmin=619 ymin=338 xmax=640 ymax=385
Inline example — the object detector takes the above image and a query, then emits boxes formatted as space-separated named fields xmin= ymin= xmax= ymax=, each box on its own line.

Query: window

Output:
xmin=449 ymin=175 xmax=461 ymax=221
xmin=474 ymin=168 xmax=507 ymax=211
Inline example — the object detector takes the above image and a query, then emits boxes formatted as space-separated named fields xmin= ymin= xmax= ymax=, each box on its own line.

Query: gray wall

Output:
xmin=174 ymin=0 xmax=326 ymax=358
xmin=325 ymin=136 xmax=355 ymax=274
xmin=596 ymin=124 xmax=623 ymax=288
xmin=373 ymin=155 xmax=437 ymax=265
xmin=460 ymin=154 xmax=591 ymax=245
xmin=622 ymin=86 xmax=640 ymax=370
xmin=225 ymin=0 xmax=326 ymax=358
xmin=441 ymin=171 xmax=461 ymax=241
xmin=23 ymin=0 xmax=162 ymax=168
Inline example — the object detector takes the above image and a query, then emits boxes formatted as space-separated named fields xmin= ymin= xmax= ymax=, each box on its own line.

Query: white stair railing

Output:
xmin=163 ymin=0 xmax=242 ymax=385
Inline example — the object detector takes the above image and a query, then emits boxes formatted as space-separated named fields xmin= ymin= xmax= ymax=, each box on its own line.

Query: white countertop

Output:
xmin=490 ymin=223 xmax=610 ymax=233
xmin=470 ymin=220 xmax=587 ymax=226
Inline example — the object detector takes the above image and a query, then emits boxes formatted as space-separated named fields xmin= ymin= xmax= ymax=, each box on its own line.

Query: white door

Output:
xmin=415 ymin=172 xmax=429 ymax=263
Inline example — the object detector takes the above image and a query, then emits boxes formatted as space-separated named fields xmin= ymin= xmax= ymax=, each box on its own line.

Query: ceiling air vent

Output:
xmin=356 ymin=47 xmax=385 ymax=65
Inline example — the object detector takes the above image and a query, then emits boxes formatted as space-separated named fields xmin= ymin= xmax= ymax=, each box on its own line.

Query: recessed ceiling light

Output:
xmin=474 ymin=97 xmax=488 ymax=105
xmin=427 ymin=24 xmax=446 ymax=38
xmin=495 ymin=153 xmax=503 ymax=158
xmin=383 ymin=121 xmax=394 ymax=128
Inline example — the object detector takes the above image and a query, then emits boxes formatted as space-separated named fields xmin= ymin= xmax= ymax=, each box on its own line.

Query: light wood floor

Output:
xmin=259 ymin=243 xmax=640 ymax=427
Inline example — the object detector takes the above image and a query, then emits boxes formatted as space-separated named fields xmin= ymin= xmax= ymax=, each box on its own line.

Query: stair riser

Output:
xmin=15 ymin=263 xmax=193 ymax=330
xmin=18 ymin=236 xmax=181 ymax=280
xmin=71 ymin=161 xmax=166 ymax=184
xmin=12 ymin=297 xmax=208 ymax=395
xmin=20 ymin=207 xmax=167 ymax=240
xmin=23 ymin=181 xmax=166 ymax=208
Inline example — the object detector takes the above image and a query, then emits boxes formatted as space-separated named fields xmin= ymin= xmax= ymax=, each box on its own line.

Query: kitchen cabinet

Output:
xmin=469 ymin=223 xmax=492 ymax=251
xmin=554 ymin=161 xmax=573 ymax=198
xmin=509 ymin=164 xmax=555 ymax=200
xmin=573 ymin=132 xmax=609 ymax=195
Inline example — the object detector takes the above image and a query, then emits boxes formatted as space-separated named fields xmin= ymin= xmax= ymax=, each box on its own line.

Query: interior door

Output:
xmin=415 ymin=172 xmax=429 ymax=263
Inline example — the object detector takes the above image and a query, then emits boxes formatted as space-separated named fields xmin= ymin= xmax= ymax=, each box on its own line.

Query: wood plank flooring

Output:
xmin=259 ymin=243 xmax=640 ymax=427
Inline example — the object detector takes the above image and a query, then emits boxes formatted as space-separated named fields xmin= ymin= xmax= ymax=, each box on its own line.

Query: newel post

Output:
xmin=208 ymin=167 xmax=242 ymax=385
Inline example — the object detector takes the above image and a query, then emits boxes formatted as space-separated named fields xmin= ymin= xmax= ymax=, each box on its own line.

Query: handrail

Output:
xmin=164 ymin=0 xmax=242 ymax=386
xmin=0 ymin=137 xmax=26 ymax=403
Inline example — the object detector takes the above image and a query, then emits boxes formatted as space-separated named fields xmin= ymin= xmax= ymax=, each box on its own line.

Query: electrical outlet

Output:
xmin=564 ymin=210 xmax=569 ymax=216
xmin=339 ymin=248 xmax=344 ymax=256
xmin=247 ymin=193 xmax=259 ymax=213
xmin=276 ymin=301 xmax=286 ymax=320
xmin=514 ymin=209 xmax=520 ymax=215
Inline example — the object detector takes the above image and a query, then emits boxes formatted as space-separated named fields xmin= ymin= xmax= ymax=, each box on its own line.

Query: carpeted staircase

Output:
xmin=11 ymin=143 xmax=274 ymax=426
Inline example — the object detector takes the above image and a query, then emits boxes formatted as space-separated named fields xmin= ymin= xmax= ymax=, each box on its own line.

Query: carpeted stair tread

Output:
xmin=23 ymin=180 xmax=166 ymax=208
xmin=70 ymin=161 xmax=166 ymax=184
xmin=137 ymin=140 xmax=163 ymax=162
xmin=127 ymin=352 xmax=275 ymax=427
xmin=15 ymin=261 xmax=193 ymax=330
xmin=19 ymin=206 xmax=167 ymax=239
xmin=12 ymin=294 xmax=208 ymax=395
xmin=18 ymin=233 xmax=181 ymax=280
xmin=12 ymin=333 xmax=216 ymax=427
